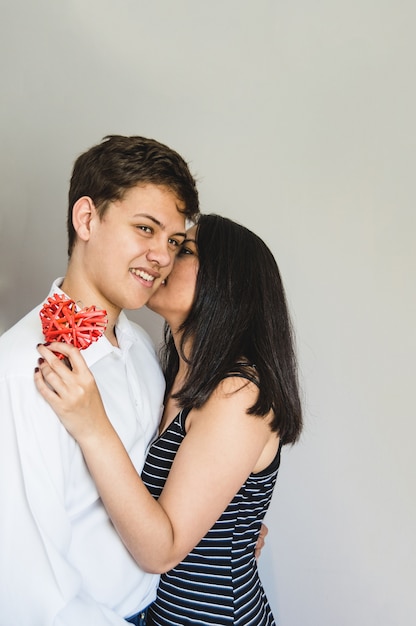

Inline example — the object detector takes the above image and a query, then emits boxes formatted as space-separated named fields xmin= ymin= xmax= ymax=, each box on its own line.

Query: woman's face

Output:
xmin=146 ymin=224 xmax=199 ymax=328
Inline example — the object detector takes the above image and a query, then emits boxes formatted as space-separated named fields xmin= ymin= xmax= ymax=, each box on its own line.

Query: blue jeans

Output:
xmin=125 ymin=607 xmax=148 ymax=626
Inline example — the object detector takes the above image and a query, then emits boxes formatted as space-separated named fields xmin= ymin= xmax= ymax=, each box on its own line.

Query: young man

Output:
xmin=0 ymin=135 xmax=199 ymax=625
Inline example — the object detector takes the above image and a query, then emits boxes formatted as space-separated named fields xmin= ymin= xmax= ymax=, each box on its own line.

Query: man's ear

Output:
xmin=72 ymin=196 xmax=97 ymax=242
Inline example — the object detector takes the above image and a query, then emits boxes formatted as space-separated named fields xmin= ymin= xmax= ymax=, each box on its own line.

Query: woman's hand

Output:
xmin=34 ymin=344 xmax=278 ymax=575
xmin=34 ymin=342 xmax=110 ymax=443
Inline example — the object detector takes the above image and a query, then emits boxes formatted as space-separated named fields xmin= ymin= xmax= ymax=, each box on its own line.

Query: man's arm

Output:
xmin=0 ymin=378 xmax=131 ymax=625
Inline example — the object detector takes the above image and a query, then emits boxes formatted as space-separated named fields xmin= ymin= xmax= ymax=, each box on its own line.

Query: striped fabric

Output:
xmin=142 ymin=405 xmax=280 ymax=625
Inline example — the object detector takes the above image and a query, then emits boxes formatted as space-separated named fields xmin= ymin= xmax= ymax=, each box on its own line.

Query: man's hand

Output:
xmin=255 ymin=523 xmax=268 ymax=560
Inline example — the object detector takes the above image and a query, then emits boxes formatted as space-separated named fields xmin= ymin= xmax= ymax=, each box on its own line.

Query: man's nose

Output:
xmin=146 ymin=238 xmax=172 ymax=268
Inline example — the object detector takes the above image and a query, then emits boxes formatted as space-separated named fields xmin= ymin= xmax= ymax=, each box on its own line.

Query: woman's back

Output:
xmin=143 ymin=405 xmax=280 ymax=625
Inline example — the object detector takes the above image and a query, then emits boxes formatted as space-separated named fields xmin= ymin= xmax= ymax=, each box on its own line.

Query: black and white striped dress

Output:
xmin=142 ymin=404 xmax=281 ymax=625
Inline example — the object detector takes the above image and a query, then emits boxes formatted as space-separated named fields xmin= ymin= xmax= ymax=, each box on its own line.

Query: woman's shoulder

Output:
xmin=223 ymin=360 xmax=259 ymax=386
xmin=213 ymin=362 xmax=260 ymax=403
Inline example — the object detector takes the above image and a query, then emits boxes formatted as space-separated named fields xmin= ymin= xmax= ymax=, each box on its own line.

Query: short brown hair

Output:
xmin=67 ymin=135 xmax=200 ymax=256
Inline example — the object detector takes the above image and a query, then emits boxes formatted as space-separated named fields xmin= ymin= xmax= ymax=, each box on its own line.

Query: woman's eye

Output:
xmin=168 ymin=238 xmax=181 ymax=249
xmin=179 ymin=246 xmax=193 ymax=256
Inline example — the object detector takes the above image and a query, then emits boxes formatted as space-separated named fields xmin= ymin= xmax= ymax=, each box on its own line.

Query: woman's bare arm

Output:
xmin=35 ymin=342 xmax=277 ymax=573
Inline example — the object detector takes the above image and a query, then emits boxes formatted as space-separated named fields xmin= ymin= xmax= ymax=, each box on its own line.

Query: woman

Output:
xmin=35 ymin=214 xmax=302 ymax=625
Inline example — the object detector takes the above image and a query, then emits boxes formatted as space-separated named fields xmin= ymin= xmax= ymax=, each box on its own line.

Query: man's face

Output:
xmin=84 ymin=184 xmax=187 ymax=316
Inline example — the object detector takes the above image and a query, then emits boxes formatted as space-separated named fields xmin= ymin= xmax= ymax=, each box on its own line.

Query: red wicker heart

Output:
xmin=39 ymin=294 xmax=108 ymax=356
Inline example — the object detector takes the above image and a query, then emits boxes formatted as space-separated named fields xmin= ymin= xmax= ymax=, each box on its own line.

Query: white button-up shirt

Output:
xmin=0 ymin=280 xmax=164 ymax=625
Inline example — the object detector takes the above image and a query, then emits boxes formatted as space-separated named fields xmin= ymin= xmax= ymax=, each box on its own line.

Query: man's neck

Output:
xmin=60 ymin=274 xmax=120 ymax=347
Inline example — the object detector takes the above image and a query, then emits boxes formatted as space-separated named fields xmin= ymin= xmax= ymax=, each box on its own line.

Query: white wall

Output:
xmin=1 ymin=1 xmax=415 ymax=624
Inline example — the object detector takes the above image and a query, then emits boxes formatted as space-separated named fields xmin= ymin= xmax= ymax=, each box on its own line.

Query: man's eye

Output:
xmin=137 ymin=225 xmax=152 ymax=234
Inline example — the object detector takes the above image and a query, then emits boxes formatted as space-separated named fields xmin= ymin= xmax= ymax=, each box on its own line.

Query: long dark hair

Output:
xmin=160 ymin=214 xmax=302 ymax=445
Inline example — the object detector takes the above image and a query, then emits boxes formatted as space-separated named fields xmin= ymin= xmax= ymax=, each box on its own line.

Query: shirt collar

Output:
xmin=46 ymin=278 xmax=133 ymax=367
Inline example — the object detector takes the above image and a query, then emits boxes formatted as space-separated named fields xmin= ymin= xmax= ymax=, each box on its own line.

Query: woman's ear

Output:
xmin=71 ymin=196 xmax=96 ymax=242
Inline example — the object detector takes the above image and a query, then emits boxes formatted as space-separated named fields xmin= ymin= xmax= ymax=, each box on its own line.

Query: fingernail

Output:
xmin=43 ymin=342 xmax=51 ymax=346
xmin=38 ymin=357 xmax=45 ymax=365
xmin=34 ymin=367 xmax=39 ymax=373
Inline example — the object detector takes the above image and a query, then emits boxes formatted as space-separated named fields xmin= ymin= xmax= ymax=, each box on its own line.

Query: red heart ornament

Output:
xmin=39 ymin=294 xmax=108 ymax=357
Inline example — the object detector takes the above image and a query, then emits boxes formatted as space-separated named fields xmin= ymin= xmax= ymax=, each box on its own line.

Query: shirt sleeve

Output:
xmin=0 ymin=376 xmax=131 ymax=626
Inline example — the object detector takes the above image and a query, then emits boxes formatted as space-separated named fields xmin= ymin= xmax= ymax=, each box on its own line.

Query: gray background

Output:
xmin=1 ymin=1 xmax=415 ymax=624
